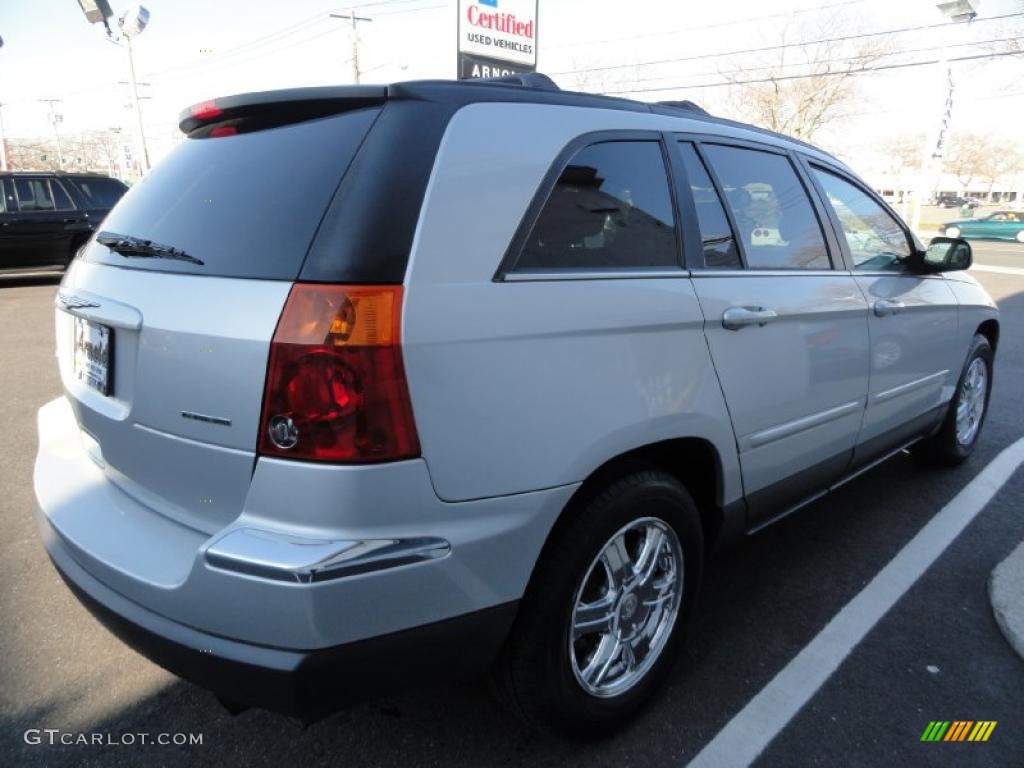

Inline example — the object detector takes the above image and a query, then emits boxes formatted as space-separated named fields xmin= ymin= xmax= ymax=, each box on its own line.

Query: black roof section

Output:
xmin=178 ymin=74 xmax=836 ymax=160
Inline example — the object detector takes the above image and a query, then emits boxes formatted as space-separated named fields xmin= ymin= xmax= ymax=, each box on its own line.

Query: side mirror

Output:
xmin=918 ymin=236 xmax=972 ymax=273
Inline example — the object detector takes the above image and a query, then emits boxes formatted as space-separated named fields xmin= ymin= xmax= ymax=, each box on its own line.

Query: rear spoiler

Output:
xmin=178 ymin=85 xmax=388 ymax=134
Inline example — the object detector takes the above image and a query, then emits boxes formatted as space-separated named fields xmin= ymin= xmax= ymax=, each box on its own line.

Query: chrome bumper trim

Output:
xmin=205 ymin=528 xmax=451 ymax=584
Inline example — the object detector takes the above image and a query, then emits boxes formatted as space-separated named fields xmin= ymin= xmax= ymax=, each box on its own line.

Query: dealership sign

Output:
xmin=457 ymin=0 xmax=538 ymax=79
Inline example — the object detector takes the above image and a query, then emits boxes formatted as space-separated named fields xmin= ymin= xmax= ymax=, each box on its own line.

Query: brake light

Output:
xmin=190 ymin=100 xmax=222 ymax=120
xmin=258 ymin=284 xmax=420 ymax=462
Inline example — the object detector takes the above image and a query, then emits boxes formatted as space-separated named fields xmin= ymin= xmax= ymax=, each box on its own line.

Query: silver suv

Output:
xmin=34 ymin=75 xmax=998 ymax=736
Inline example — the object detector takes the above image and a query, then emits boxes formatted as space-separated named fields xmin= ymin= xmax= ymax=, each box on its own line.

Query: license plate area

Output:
xmin=73 ymin=316 xmax=113 ymax=396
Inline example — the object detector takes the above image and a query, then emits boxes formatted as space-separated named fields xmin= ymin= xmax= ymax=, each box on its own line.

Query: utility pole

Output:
xmin=909 ymin=0 xmax=980 ymax=234
xmin=40 ymin=99 xmax=65 ymax=170
xmin=330 ymin=9 xmax=373 ymax=84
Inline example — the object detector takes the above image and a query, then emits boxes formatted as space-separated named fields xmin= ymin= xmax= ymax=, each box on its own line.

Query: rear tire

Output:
xmin=1015 ymin=230 xmax=1024 ymax=244
xmin=944 ymin=226 xmax=961 ymax=238
xmin=914 ymin=334 xmax=993 ymax=466
xmin=494 ymin=470 xmax=703 ymax=737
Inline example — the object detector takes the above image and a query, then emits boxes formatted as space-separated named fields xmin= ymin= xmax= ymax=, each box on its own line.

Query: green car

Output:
xmin=942 ymin=210 xmax=1024 ymax=243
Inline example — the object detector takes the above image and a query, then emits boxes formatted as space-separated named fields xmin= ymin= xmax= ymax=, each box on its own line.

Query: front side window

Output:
xmin=14 ymin=178 xmax=56 ymax=212
xmin=516 ymin=140 xmax=678 ymax=271
xmin=812 ymin=168 xmax=911 ymax=271
xmin=677 ymin=142 xmax=741 ymax=268
xmin=702 ymin=144 xmax=830 ymax=270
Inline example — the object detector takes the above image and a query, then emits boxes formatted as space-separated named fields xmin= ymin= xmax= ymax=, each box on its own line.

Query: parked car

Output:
xmin=0 ymin=171 xmax=128 ymax=274
xmin=935 ymin=194 xmax=980 ymax=209
xmin=942 ymin=210 xmax=1024 ymax=243
xmin=34 ymin=75 xmax=998 ymax=736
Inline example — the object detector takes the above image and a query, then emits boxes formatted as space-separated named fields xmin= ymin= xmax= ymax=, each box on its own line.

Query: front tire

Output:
xmin=945 ymin=226 xmax=961 ymax=238
xmin=915 ymin=334 xmax=993 ymax=466
xmin=495 ymin=471 xmax=703 ymax=736
xmin=1015 ymin=230 xmax=1024 ymax=244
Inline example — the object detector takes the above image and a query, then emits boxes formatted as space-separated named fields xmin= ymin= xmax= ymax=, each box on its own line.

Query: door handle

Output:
xmin=873 ymin=299 xmax=905 ymax=317
xmin=722 ymin=306 xmax=779 ymax=330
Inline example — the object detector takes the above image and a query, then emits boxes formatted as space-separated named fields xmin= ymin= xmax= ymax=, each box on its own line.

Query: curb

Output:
xmin=990 ymin=540 xmax=1024 ymax=661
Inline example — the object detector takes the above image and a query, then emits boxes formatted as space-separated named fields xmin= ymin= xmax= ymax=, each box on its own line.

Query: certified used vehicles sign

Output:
xmin=457 ymin=0 xmax=538 ymax=78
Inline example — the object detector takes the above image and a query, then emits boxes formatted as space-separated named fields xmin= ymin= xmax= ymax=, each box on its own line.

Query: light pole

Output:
xmin=119 ymin=5 xmax=151 ymax=174
xmin=75 ymin=2 xmax=151 ymax=176
xmin=909 ymin=0 xmax=980 ymax=235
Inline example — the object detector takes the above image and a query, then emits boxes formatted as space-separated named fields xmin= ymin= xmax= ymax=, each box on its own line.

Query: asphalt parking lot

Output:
xmin=1 ymin=242 xmax=1022 ymax=767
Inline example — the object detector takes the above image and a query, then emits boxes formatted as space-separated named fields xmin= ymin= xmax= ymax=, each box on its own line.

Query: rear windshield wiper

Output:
xmin=96 ymin=231 xmax=205 ymax=266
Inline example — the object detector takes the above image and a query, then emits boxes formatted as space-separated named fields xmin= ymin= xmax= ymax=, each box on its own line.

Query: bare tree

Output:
xmin=564 ymin=55 xmax=639 ymax=96
xmin=5 ymin=130 xmax=127 ymax=177
xmin=721 ymin=11 xmax=893 ymax=141
xmin=944 ymin=134 xmax=983 ymax=193
xmin=976 ymin=141 xmax=1024 ymax=199
xmin=884 ymin=133 xmax=925 ymax=175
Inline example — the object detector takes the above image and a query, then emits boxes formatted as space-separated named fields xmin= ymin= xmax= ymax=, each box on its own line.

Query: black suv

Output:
xmin=1 ymin=172 xmax=128 ymax=274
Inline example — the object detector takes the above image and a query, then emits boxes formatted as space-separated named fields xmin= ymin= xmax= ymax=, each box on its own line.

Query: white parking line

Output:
xmin=972 ymin=264 xmax=1024 ymax=277
xmin=687 ymin=436 xmax=1024 ymax=768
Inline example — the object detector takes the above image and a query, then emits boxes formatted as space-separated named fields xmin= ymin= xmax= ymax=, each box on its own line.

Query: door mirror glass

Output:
xmin=923 ymin=237 xmax=971 ymax=272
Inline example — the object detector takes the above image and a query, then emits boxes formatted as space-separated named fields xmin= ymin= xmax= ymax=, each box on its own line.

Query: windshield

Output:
xmin=83 ymin=107 xmax=380 ymax=280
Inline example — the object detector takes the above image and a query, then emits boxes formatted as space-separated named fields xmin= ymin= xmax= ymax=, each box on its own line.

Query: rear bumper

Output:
xmin=35 ymin=394 xmax=572 ymax=712
xmin=48 ymin=534 xmax=517 ymax=718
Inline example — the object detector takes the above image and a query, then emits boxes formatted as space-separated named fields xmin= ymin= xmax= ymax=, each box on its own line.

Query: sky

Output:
xmin=0 ymin=0 xmax=1022 ymax=176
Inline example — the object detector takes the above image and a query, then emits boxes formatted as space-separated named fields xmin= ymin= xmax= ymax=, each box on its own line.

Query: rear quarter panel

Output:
xmin=401 ymin=102 xmax=742 ymax=504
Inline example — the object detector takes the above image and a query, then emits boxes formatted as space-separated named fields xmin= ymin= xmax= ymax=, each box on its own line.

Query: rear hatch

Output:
xmin=55 ymin=92 xmax=384 ymax=534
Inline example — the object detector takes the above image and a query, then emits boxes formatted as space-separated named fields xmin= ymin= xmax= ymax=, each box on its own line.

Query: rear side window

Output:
xmin=702 ymin=145 xmax=830 ymax=270
xmin=677 ymin=142 xmax=741 ymax=268
xmin=71 ymin=177 xmax=127 ymax=208
xmin=515 ymin=141 xmax=678 ymax=271
xmin=14 ymin=178 xmax=56 ymax=212
xmin=0 ymin=180 xmax=9 ymax=213
xmin=51 ymin=180 xmax=75 ymax=211
xmin=84 ymin=107 xmax=381 ymax=280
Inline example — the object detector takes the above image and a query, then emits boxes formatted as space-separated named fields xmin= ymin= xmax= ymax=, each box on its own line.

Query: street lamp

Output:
xmin=75 ymin=1 xmax=151 ymax=176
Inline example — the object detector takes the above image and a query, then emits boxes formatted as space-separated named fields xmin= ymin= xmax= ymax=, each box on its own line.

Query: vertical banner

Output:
xmin=457 ymin=0 xmax=538 ymax=79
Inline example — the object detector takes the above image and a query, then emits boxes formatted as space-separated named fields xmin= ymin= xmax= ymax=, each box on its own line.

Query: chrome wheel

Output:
xmin=955 ymin=357 xmax=988 ymax=447
xmin=945 ymin=227 xmax=961 ymax=238
xmin=569 ymin=517 xmax=683 ymax=698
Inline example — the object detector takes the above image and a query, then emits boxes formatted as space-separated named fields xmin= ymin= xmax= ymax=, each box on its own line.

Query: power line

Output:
xmin=143 ymin=12 xmax=330 ymax=78
xmin=375 ymin=3 xmax=445 ymax=15
xmin=551 ymin=0 xmax=869 ymax=50
xmin=550 ymin=11 xmax=1024 ymax=76
xmin=601 ymin=50 xmax=1024 ymax=95
xmin=609 ymin=36 xmax=1022 ymax=89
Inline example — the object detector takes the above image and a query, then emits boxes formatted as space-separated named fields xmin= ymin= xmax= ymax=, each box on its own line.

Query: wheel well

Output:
xmin=977 ymin=319 xmax=999 ymax=352
xmin=554 ymin=438 xmax=725 ymax=556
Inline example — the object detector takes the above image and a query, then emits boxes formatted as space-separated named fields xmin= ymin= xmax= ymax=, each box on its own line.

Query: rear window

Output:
xmin=83 ymin=107 xmax=381 ymax=280
xmin=70 ymin=177 xmax=127 ymax=208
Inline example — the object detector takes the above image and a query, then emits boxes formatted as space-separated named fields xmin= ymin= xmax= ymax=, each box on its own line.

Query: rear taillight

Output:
xmin=258 ymin=284 xmax=419 ymax=463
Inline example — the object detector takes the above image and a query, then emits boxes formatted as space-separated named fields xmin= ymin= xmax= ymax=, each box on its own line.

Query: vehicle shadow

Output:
xmin=0 ymin=274 xmax=64 ymax=289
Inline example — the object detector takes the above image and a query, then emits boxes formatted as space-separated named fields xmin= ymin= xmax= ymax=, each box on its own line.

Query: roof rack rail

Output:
xmin=476 ymin=73 xmax=560 ymax=91
xmin=655 ymin=100 xmax=709 ymax=115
